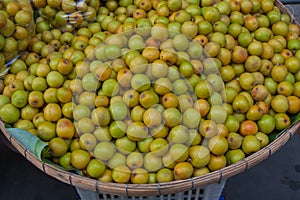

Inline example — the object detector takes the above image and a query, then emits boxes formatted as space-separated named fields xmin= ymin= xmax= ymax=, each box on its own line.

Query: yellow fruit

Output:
xmin=56 ymin=118 xmax=75 ymax=139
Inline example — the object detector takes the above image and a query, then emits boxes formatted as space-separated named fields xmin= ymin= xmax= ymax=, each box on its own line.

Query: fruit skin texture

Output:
xmin=112 ymin=165 xmax=131 ymax=183
xmin=86 ymin=159 xmax=106 ymax=178
xmin=208 ymin=136 xmax=228 ymax=156
xmin=0 ymin=104 xmax=20 ymax=124
xmin=48 ymin=137 xmax=68 ymax=157
xmin=242 ymin=135 xmax=261 ymax=155
xmin=174 ymin=162 xmax=194 ymax=180
xmin=239 ymin=120 xmax=259 ymax=136
xmin=226 ymin=149 xmax=245 ymax=165
xmin=257 ymin=114 xmax=276 ymax=134
xmin=189 ymin=145 xmax=210 ymax=168
xmin=70 ymin=149 xmax=90 ymax=170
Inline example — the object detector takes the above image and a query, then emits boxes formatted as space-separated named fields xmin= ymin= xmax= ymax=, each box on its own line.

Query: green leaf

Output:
xmin=6 ymin=128 xmax=47 ymax=160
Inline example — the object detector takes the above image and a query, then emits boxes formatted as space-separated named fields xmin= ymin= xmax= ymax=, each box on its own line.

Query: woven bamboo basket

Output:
xmin=1 ymin=0 xmax=300 ymax=199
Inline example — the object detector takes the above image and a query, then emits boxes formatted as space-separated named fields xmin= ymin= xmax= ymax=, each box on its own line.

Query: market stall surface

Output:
xmin=1 ymin=1 xmax=300 ymax=200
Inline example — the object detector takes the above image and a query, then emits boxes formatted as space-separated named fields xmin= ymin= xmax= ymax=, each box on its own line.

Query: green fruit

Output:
xmin=137 ymin=136 xmax=153 ymax=153
xmin=0 ymin=103 xmax=20 ymax=124
xmin=255 ymin=132 xmax=269 ymax=148
xmin=179 ymin=61 xmax=194 ymax=78
xmin=207 ymin=105 xmax=227 ymax=124
xmin=156 ymin=168 xmax=174 ymax=183
xmin=46 ymin=71 xmax=65 ymax=88
xmin=271 ymin=95 xmax=289 ymax=113
xmin=195 ymin=80 xmax=213 ymax=99
xmin=203 ymin=7 xmax=220 ymax=22
xmin=48 ymin=137 xmax=68 ymax=157
xmin=115 ymin=136 xmax=136 ymax=154
xmin=182 ymin=108 xmax=201 ymax=129
xmin=232 ymin=94 xmax=250 ymax=114
xmin=169 ymin=143 xmax=189 ymax=162
xmin=108 ymin=152 xmax=126 ymax=169
xmin=198 ymin=20 xmax=213 ymax=35
xmin=189 ymin=145 xmax=210 ymax=168
xmin=139 ymin=90 xmax=159 ymax=109
xmin=131 ymin=105 xmax=145 ymax=122
xmin=79 ymin=133 xmax=97 ymax=151
xmin=163 ymin=107 xmax=182 ymax=128
xmin=150 ymin=138 xmax=168 ymax=156
xmin=173 ymin=34 xmax=189 ymax=51
xmin=11 ymin=90 xmax=28 ymax=108
xmin=102 ymin=78 xmax=120 ymax=97
xmin=143 ymin=107 xmax=162 ymax=127
xmin=93 ymin=127 xmax=112 ymax=142
xmin=0 ymin=95 xmax=10 ymax=107
xmin=109 ymin=121 xmax=127 ymax=139
xmin=264 ymin=77 xmax=278 ymax=95
xmin=173 ymin=79 xmax=189 ymax=95
xmin=246 ymin=105 xmax=263 ymax=121
xmin=94 ymin=141 xmax=116 ymax=161
xmin=154 ymin=78 xmax=173 ymax=95
xmin=224 ymin=115 xmax=240 ymax=133
xmin=109 ymin=101 xmax=128 ymax=120
xmin=144 ymin=152 xmax=163 ymax=172
xmin=127 ymin=121 xmax=148 ymax=141
xmin=70 ymin=149 xmax=90 ymax=170
xmin=181 ymin=21 xmax=198 ymax=39
xmin=254 ymin=27 xmax=273 ymax=42
xmin=242 ymin=135 xmax=261 ymax=154
xmin=131 ymin=73 xmax=151 ymax=92
xmin=105 ymin=44 xmax=121 ymax=60
xmin=199 ymin=119 xmax=218 ymax=138
xmin=87 ymin=159 xmax=106 ymax=178
xmin=112 ymin=165 xmax=131 ymax=183
xmin=81 ymin=73 xmax=100 ymax=91
xmin=127 ymin=152 xmax=143 ymax=169
xmin=287 ymin=39 xmax=300 ymax=51
xmin=168 ymin=125 xmax=189 ymax=144
xmin=59 ymin=152 xmax=72 ymax=170
xmin=274 ymin=113 xmax=290 ymax=131
xmin=208 ymin=135 xmax=228 ymax=156
xmin=14 ymin=119 xmax=34 ymax=131
xmin=226 ymin=149 xmax=245 ymax=165
xmin=168 ymin=0 xmax=182 ymax=11
xmin=239 ymin=72 xmax=256 ymax=90
xmin=37 ymin=121 xmax=56 ymax=141
xmin=227 ymin=132 xmax=243 ymax=150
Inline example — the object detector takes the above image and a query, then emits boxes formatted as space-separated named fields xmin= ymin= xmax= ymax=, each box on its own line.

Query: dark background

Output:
xmin=1 ymin=1 xmax=300 ymax=200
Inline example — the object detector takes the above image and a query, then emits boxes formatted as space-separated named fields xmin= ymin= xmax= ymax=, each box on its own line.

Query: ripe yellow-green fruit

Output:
xmin=86 ymin=159 xmax=106 ymax=178
xmin=43 ymin=103 xmax=62 ymax=122
xmin=70 ymin=149 xmax=90 ymax=170
xmin=0 ymin=103 xmax=20 ymax=124
xmin=174 ymin=162 xmax=194 ymax=180
xmin=56 ymin=118 xmax=75 ymax=139
xmin=112 ymin=165 xmax=131 ymax=183
xmin=48 ymin=137 xmax=68 ymax=157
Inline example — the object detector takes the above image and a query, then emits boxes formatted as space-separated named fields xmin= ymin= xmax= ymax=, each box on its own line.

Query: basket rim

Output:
xmin=1 ymin=0 xmax=300 ymax=197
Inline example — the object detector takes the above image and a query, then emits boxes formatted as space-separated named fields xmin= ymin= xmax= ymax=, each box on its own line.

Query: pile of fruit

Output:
xmin=0 ymin=0 xmax=34 ymax=71
xmin=0 ymin=0 xmax=300 ymax=184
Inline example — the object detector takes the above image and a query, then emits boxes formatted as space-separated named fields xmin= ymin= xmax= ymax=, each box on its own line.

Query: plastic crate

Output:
xmin=75 ymin=179 xmax=227 ymax=200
